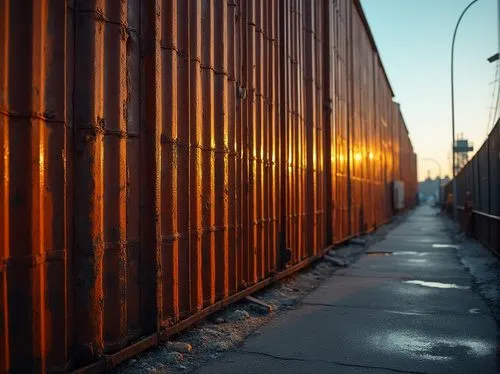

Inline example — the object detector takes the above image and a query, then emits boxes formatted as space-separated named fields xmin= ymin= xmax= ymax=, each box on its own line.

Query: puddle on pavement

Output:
xmin=404 ymin=280 xmax=469 ymax=290
xmin=366 ymin=251 xmax=431 ymax=259
xmin=432 ymin=244 xmax=458 ymax=249
xmin=407 ymin=259 xmax=427 ymax=263
xmin=371 ymin=331 xmax=494 ymax=361
xmin=387 ymin=310 xmax=427 ymax=317
xmin=404 ymin=239 xmax=435 ymax=243
xmin=393 ymin=251 xmax=430 ymax=256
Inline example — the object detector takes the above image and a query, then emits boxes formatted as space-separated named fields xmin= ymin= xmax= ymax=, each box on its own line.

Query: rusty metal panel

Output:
xmin=378 ymin=58 xmax=394 ymax=221
xmin=332 ymin=0 xmax=350 ymax=243
xmin=125 ymin=0 xmax=142 ymax=346
xmin=284 ymin=0 xmax=299 ymax=262
xmin=227 ymin=0 xmax=240 ymax=296
xmin=245 ymin=0 xmax=258 ymax=284
xmin=254 ymin=0 xmax=265 ymax=279
xmin=0 ymin=2 xmax=8 ymax=370
xmin=303 ymin=0 xmax=325 ymax=256
xmin=262 ymin=0 xmax=280 ymax=275
xmin=392 ymin=103 xmax=401 ymax=183
xmin=0 ymin=0 xmax=72 ymax=371
xmin=160 ymin=0 xmax=188 ymax=323
xmin=0 ymin=2 xmax=71 ymax=372
xmin=346 ymin=2 xmax=380 ymax=235
xmin=280 ymin=0 xmax=326 ymax=261
xmin=323 ymin=0 xmax=334 ymax=245
xmin=399 ymin=120 xmax=411 ymax=209
xmin=315 ymin=0 xmax=326 ymax=253
xmin=200 ymin=0 xmax=217 ymax=310
xmin=72 ymin=0 xmax=155 ymax=367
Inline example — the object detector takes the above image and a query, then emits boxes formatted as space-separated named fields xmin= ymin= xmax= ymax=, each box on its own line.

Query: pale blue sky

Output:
xmin=360 ymin=0 xmax=499 ymax=181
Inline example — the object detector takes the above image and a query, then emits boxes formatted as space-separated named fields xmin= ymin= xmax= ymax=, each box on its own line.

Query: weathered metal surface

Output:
xmin=447 ymin=120 xmax=499 ymax=253
xmin=0 ymin=0 xmax=418 ymax=372
xmin=331 ymin=0 xmax=350 ymax=243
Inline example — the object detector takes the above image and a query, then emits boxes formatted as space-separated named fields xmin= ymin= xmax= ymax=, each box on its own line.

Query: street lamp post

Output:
xmin=451 ymin=0 xmax=479 ymax=221
xmin=422 ymin=158 xmax=442 ymax=178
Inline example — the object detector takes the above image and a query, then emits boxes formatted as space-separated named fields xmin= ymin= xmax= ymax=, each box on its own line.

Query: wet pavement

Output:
xmin=196 ymin=206 xmax=499 ymax=373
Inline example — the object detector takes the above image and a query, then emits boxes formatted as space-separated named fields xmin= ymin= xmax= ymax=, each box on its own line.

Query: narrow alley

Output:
xmin=197 ymin=206 xmax=499 ymax=373
xmin=1 ymin=1 xmax=498 ymax=372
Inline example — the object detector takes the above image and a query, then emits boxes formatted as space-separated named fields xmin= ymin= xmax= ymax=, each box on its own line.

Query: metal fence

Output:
xmin=445 ymin=120 xmax=500 ymax=253
xmin=0 ymin=0 xmax=417 ymax=372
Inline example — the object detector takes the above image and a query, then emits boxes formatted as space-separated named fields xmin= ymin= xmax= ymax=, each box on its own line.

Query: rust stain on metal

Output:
xmin=0 ymin=0 xmax=418 ymax=372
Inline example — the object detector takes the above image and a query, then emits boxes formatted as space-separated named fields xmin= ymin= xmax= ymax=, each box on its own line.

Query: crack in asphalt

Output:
xmin=239 ymin=350 xmax=428 ymax=374
xmin=300 ymin=302 xmax=486 ymax=317
xmin=333 ymin=273 xmax=470 ymax=281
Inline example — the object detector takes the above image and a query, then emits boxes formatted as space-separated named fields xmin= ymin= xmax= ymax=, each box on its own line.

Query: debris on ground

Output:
xmin=245 ymin=295 xmax=273 ymax=314
xmin=165 ymin=342 xmax=192 ymax=354
xmin=225 ymin=309 xmax=250 ymax=322
xmin=163 ymin=352 xmax=184 ymax=364
xmin=323 ymin=255 xmax=347 ymax=267
xmin=349 ymin=237 xmax=367 ymax=246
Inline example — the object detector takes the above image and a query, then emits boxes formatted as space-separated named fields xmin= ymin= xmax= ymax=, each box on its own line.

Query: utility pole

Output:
xmin=451 ymin=0 xmax=479 ymax=221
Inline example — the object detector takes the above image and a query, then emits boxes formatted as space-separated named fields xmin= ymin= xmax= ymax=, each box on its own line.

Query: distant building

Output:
xmin=419 ymin=176 xmax=450 ymax=204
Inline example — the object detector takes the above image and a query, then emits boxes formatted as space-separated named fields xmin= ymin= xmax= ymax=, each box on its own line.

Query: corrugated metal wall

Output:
xmin=446 ymin=120 xmax=499 ymax=253
xmin=0 ymin=0 xmax=417 ymax=372
xmin=331 ymin=0 xmax=350 ymax=243
xmin=0 ymin=1 xmax=73 ymax=371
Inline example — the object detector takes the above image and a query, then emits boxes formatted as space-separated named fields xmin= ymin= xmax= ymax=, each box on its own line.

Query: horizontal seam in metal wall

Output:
xmin=75 ymin=127 xmax=139 ymax=139
xmin=0 ymin=108 xmax=67 ymax=124
xmin=158 ymin=45 xmax=235 ymax=78
xmin=69 ymin=7 xmax=139 ymax=36
xmin=1 ymin=250 xmax=66 ymax=268
xmin=161 ymin=226 xmax=245 ymax=241
xmin=287 ymin=213 xmax=312 ymax=218
xmin=248 ymin=158 xmax=278 ymax=165
xmin=251 ymin=218 xmax=279 ymax=225
xmin=199 ymin=65 xmax=229 ymax=76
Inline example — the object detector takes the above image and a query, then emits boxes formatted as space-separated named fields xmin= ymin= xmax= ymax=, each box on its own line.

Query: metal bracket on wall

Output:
xmin=238 ymin=86 xmax=247 ymax=100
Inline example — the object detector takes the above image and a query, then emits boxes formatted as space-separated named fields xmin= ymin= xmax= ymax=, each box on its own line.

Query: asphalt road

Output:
xmin=196 ymin=205 xmax=499 ymax=373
